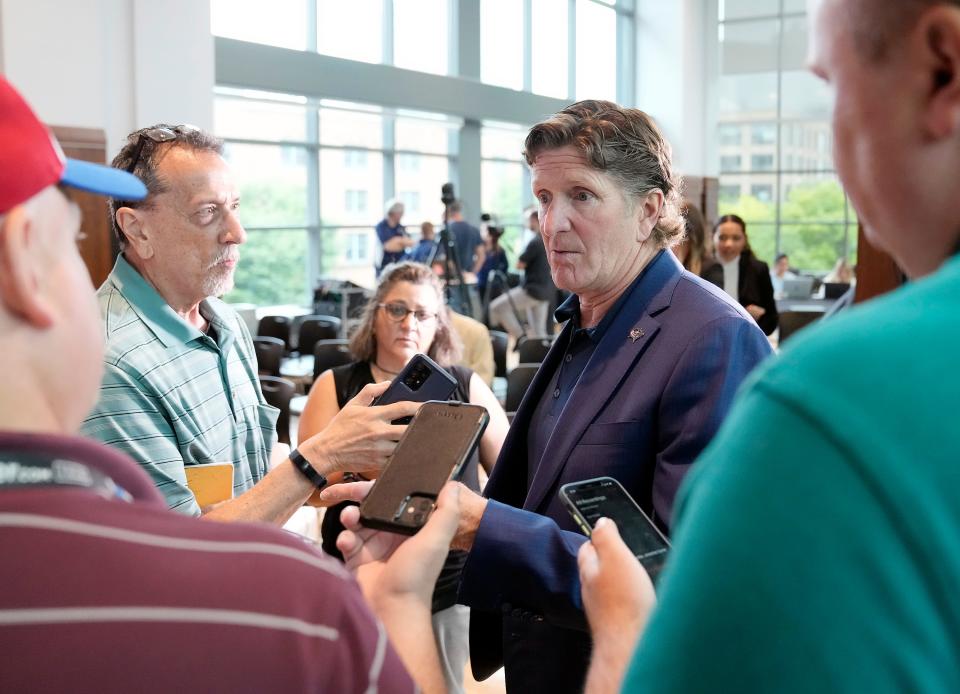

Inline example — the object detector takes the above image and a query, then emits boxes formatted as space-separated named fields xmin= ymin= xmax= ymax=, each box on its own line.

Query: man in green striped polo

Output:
xmin=81 ymin=125 xmax=417 ymax=524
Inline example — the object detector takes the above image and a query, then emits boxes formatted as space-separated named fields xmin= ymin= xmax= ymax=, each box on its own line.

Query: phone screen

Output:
xmin=564 ymin=478 xmax=669 ymax=583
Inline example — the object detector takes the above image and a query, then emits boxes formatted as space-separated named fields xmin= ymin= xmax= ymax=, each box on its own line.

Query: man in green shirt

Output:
xmin=578 ymin=1 xmax=960 ymax=691
xmin=81 ymin=125 xmax=417 ymax=524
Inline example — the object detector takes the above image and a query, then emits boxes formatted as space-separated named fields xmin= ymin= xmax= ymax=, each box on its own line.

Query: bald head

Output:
xmin=846 ymin=0 xmax=960 ymax=61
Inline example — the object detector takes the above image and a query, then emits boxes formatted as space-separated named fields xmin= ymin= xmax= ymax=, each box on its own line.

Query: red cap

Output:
xmin=0 ymin=76 xmax=146 ymax=213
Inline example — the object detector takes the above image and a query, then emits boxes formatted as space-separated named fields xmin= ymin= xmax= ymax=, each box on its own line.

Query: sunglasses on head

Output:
xmin=124 ymin=124 xmax=200 ymax=174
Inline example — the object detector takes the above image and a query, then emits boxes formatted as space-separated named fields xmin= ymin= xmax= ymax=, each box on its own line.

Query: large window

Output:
xmin=216 ymin=89 xmax=459 ymax=296
xmin=212 ymin=1 xmax=631 ymax=302
xmin=717 ymin=1 xmax=855 ymax=271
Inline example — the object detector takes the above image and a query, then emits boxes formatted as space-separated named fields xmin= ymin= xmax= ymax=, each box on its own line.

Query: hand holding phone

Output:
xmin=372 ymin=354 xmax=458 ymax=424
xmin=560 ymin=476 xmax=670 ymax=585
xmin=360 ymin=401 xmax=489 ymax=535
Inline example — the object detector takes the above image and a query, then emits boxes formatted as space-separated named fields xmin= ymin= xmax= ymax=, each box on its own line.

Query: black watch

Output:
xmin=289 ymin=448 xmax=327 ymax=490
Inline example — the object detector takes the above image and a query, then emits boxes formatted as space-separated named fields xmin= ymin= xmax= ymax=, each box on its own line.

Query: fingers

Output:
xmin=319 ymin=480 xmax=375 ymax=504
xmin=339 ymin=503 xmax=362 ymax=531
xmin=349 ymin=380 xmax=392 ymax=406
xmin=418 ymin=482 xmax=460 ymax=544
xmin=578 ymin=536 xmax=600 ymax=580
xmin=336 ymin=528 xmax=360 ymax=560
xmin=377 ymin=399 xmax=421 ymax=421
xmin=590 ymin=517 xmax=634 ymax=561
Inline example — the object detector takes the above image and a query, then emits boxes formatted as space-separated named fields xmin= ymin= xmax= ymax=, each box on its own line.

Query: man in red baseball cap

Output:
xmin=0 ymin=76 xmax=452 ymax=692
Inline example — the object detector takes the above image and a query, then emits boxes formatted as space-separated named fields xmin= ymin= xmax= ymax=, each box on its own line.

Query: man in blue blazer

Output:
xmin=452 ymin=101 xmax=773 ymax=692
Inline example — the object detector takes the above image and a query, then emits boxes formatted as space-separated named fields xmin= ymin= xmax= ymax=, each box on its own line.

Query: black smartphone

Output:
xmin=360 ymin=401 xmax=489 ymax=535
xmin=372 ymin=353 xmax=458 ymax=424
xmin=559 ymin=476 xmax=670 ymax=585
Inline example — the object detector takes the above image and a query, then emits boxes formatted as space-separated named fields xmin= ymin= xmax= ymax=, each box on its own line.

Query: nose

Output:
xmin=539 ymin=199 xmax=569 ymax=240
xmin=222 ymin=207 xmax=247 ymax=245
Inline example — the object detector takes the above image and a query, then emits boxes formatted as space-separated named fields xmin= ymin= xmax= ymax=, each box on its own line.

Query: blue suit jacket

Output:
xmin=459 ymin=251 xmax=772 ymax=692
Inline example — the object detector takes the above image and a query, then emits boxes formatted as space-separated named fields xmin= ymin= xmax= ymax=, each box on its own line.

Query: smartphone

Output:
xmin=372 ymin=353 xmax=458 ymax=424
xmin=559 ymin=476 xmax=670 ymax=585
xmin=360 ymin=401 xmax=489 ymax=535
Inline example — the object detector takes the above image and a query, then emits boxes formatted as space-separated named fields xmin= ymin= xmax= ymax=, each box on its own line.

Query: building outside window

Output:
xmin=717 ymin=0 xmax=856 ymax=272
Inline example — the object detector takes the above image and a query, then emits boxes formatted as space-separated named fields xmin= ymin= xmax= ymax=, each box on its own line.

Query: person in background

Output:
xmin=770 ymin=252 xmax=797 ymax=299
xmin=476 ymin=225 xmax=509 ymax=302
xmin=298 ymin=261 xmax=509 ymax=693
xmin=447 ymin=199 xmax=486 ymax=277
xmin=824 ymin=257 xmax=855 ymax=284
xmin=411 ymin=220 xmax=438 ymax=264
xmin=579 ymin=0 xmax=960 ymax=691
xmin=81 ymin=124 xmax=417 ymax=524
xmin=711 ymin=214 xmax=779 ymax=335
xmin=488 ymin=209 xmax=556 ymax=340
xmin=673 ymin=202 xmax=719 ymax=281
xmin=449 ymin=310 xmax=496 ymax=387
xmin=377 ymin=198 xmax=414 ymax=274
xmin=0 ymin=75 xmax=445 ymax=694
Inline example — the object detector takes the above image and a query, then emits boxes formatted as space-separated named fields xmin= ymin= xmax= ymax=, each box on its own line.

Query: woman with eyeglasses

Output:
xmin=298 ymin=260 xmax=508 ymax=694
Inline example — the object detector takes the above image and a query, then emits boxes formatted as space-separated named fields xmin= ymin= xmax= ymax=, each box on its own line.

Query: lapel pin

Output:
xmin=629 ymin=327 xmax=644 ymax=342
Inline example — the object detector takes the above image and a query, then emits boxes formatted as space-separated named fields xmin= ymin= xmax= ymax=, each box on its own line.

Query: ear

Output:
xmin=917 ymin=7 xmax=960 ymax=139
xmin=0 ymin=205 xmax=56 ymax=328
xmin=115 ymin=206 xmax=155 ymax=260
xmin=634 ymin=189 xmax=665 ymax=244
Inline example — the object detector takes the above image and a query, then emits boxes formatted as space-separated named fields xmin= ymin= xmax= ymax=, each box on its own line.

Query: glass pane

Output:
xmin=779 ymin=222 xmax=847 ymax=271
xmin=319 ymin=104 xmax=383 ymax=148
xmin=222 ymin=143 xmax=308 ymax=227
xmin=532 ymin=0 xmax=569 ymax=98
xmin=321 ymin=228 xmax=378 ymax=288
xmin=481 ymin=123 xmax=528 ymax=161
xmin=721 ymin=18 xmax=779 ymax=74
xmin=319 ymin=149 xmax=384 ymax=227
xmin=225 ymin=229 xmax=310 ymax=305
xmin=720 ymin=122 xmax=778 ymax=171
xmin=317 ymin=0 xmax=383 ymax=64
xmin=482 ymin=0 xmax=524 ymax=90
xmin=780 ymin=122 xmax=833 ymax=171
xmin=576 ymin=0 xmax=617 ymax=101
xmin=396 ymin=112 xmax=457 ymax=155
xmin=720 ymin=0 xmax=780 ymax=21
xmin=783 ymin=0 xmax=807 ymax=13
xmin=779 ymin=174 xmax=846 ymax=222
xmin=482 ymin=161 xmax=525 ymax=220
xmin=394 ymin=0 xmax=449 ymax=75
xmin=717 ymin=174 xmax=777 ymax=222
xmin=395 ymin=154 xmax=451 ymax=229
xmin=215 ymin=96 xmax=308 ymax=142
xmin=211 ymin=0 xmax=307 ymax=50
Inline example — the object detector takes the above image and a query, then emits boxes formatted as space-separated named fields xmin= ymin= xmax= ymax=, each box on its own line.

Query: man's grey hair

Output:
xmin=108 ymin=124 xmax=223 ymax=250
xmin=384 ymin=198 xmax=404 ymax=217
xmin=523 ymin=100 xmax=684 ymax=250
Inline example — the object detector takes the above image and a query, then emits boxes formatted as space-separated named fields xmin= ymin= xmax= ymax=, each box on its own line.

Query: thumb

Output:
xmin=590 ymin=517 xmax=623 ymax=555
xmin=417 ymin=482 xmax=461 ymax=545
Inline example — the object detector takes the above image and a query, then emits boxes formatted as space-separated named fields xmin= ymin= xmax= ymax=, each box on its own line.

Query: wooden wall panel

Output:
xmin=853 ymin=223 xmax=904 ymax=303
xmin=50 ymin=126 xmax=117 ymax=288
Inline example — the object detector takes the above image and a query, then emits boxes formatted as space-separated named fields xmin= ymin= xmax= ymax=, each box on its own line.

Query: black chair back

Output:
xmin=506 ymin=363 xmax=540 ymax=412
xmin=257 ymin=315 xmax=292 ymax=352
xmin=253 ymin=336 xmax=285 ymax=377
xmin=259 ymin=376 xmax=296 ymax=445
xmin=297 ymin=315 xmax=342 ymax=356
xmin=490 ymin=330 xmax=508 ymax=379
xmin=778 ymin=311 xmax=821 ymax=345
xmin=313 ymin=339 xmax=354 ymax=380
xmin=517 ymin=335 xmax=553 ymax=364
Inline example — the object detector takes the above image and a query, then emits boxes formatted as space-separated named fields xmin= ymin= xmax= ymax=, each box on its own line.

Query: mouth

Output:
xmin=215 ymin=256 xmax=239 ymax=269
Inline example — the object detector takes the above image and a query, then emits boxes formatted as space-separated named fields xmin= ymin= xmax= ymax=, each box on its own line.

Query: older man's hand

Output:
xmin=297 ymin=381 xmax=419 ymax=477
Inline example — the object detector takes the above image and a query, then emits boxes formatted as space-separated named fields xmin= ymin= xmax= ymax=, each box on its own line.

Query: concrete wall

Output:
xmin=0 ymin=0 xmax=213 ymax=159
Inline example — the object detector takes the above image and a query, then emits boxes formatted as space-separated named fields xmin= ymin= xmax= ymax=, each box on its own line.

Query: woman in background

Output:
xmin=674 ymin=202 xmax=720 ymax=281
xmin=298 ymin=261 xmax=509 ymax=694
xmin=712 ymin=214 xmax=779 ymax=335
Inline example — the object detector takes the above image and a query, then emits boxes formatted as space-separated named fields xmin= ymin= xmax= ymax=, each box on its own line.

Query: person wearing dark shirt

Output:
xmin=411 ymin=220 xmax=438 ymax=264
xmin=447 ymin=200 xmax=485 ymax=275
xmin=488 ymin=209 xmax=556 ymax=339
xmin=477 ymin=225 xmax=510 ymax=300
xmin=376 ymin=198 xmax=414 ymax=273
